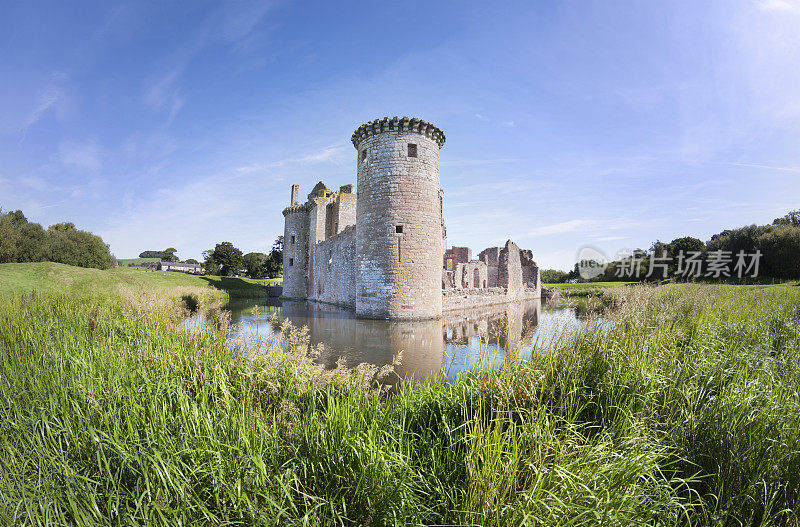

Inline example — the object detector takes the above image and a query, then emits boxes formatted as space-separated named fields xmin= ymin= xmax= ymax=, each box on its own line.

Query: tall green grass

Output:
xmin=0 ymin=283 xmax=798 ymax=525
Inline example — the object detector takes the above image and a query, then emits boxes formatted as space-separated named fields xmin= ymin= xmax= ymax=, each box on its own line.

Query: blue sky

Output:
xmin=2 ymin=0 xmax=799 ymax=270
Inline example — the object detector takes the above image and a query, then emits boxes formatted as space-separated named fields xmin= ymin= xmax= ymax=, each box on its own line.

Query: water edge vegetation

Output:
xmin=0 ymin=262 xmax=798 ymax=525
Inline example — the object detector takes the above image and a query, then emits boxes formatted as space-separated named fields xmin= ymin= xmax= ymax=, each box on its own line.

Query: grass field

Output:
xmin=1 ymin=268 xmax=799 ymax=524
xmin=0 ymin=262 xmax=282 ymax=299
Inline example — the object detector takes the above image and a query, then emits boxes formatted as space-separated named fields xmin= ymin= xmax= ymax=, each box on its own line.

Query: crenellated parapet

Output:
xmin=282 ymin=203 xmax=310 ymax=216
xmin=351 ymin=116 xmax=446 ymax=149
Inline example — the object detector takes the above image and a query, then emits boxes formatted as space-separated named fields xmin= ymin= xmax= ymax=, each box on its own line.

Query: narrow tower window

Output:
xmin=407 ymin=143 xmax=417 ymax=157
xmin=360 ymin=149 xmax=367 ymax=161
xmin=395 ymin=225 xmax=404 ymax=234
xmin=289 ymin=258 xmax=294 ymax=267
xmin=291 ymin=235 xmax=295 ymax=245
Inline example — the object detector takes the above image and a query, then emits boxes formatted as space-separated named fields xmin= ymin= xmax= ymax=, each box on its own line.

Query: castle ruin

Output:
xmin=282 ymin=116 xmax=543 ymax=320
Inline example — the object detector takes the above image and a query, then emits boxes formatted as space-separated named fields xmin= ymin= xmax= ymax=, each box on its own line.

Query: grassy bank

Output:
xmin=0 ymin=262 xmax=281 ymax=300
xmin=0 ymin=280 xmax=799 ymax=525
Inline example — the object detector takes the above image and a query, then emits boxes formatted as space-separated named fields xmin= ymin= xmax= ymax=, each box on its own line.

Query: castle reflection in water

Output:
xmin=215 ymin=298 xmax=585 ymax=381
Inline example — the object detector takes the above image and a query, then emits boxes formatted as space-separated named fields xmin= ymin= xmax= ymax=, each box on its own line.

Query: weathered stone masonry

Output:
xmin=282 ymin=116 xmax=548 ymax=319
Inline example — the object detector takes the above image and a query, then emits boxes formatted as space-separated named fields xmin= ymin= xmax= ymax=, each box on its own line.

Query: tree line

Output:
xmin=542 ymin=209 xmax=800 ymax=283
xmin=0 ymin=209 xmax=116 ymax=269
xmin=201 ymin=237 xmax=283 ymax=279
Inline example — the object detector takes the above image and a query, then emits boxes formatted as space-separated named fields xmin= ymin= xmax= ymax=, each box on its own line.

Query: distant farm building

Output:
xmin=158 ymin=262 xmax=202 ymax=273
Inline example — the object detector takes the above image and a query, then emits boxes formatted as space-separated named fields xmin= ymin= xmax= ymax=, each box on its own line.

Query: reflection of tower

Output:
xmin=388 ymin=319 xmax=446 ymax=382
xmin=352 ymin=117 xmax=446 ymax=320
xmin=442 ymin=299 xmax=542 ymax=347
xmin=279 ymin=301 xmax=445 ymax=383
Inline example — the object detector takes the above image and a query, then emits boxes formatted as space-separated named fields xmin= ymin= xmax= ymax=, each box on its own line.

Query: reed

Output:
xmin=0 ymin=282 xmax=798 ymax=525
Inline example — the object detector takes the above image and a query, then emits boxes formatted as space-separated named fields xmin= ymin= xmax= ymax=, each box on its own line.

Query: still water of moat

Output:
xmin=188 ymin=298 xmax=589 ymax=381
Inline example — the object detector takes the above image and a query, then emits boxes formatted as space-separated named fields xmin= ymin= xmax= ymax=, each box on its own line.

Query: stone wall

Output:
xmin=309 ymin=225 xmax=357 ymax=308
xmin=444 ymin=246 xmax=471 ymax=267
xmin=325 ymin=191 xmax=356 ymax=238
xmin=354 ymin=117 xmax=445 ymax=319
xmin=498 ymin=240 xmax=523 ymax=294
xmin=282 ymin=207 xmax=309 ymax=298
xmin=443 ymin=287 xmax=541 ymax=311
xmin=478 ymin=247 xmax=501 ymax=266
xmin=280 ymin=117 xmax=545 ymax=320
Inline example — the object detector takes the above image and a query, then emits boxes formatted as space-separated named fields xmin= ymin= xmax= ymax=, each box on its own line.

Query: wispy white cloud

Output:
xmin=58 ymin=140 xmax=102 ymax=171
xmin=759 ymin=0 xmax=800 ymax=14
xmin=18 ymin=176 xmax=50 ymax=192
xmin=517 ymin=219 xmax=596 ymax=238
xmin=441 ymin=157 xmax=521 ymax=167
xmin=235 ymin=143 xmax=350 ymax=174
xmin=143 ymin=68 xmax=184 ymax=120
xmin=23 ymin=85 xmax=63 ymax=130
xmin=726 ymin=161 xmax=800 ymax=173
xmin=141 ymin=0 xmax=279 ymax=122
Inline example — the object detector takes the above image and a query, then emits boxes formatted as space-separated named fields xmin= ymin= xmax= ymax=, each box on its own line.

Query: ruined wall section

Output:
xmin=444 ymin=246 xmax=471 ymax=266
xmin=520 ymin=249 xmax=541 ymax=299
xmin=310 ymin=225 xmax=357 ymax=308
xmin=353 ymin=117 xmax=445 ymax=319
xmin=479 ymin=247 xmax=501 ymax=287
xmin=326 ymin=190 xmax=357 ymax=238
xmin=282 ymin=205 xmax=310 ymax=298
xmin=498 ymin=240 xmax=523 ymax=295
xmin=307 ymin=199 xmax=331 ymax=297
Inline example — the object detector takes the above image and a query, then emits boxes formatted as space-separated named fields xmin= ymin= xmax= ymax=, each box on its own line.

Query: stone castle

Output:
xmin=282 ymin=116 xmax=543 ymax=320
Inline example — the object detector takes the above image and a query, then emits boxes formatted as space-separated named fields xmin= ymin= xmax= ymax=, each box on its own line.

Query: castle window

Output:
xmin=407 ymin=143 xmax=417 ymax=157
xmin=328 ymin=251 xmax=333 ymax=268
xmin=291 ymin=235 xmax=295 ymax=245
xmin=395 ymin=225 xmax=404 ymax=234
xmin=360 ymin=149 xmax=367 ymax=161
xmin=289 ymin=258 xmax=294 ymax=267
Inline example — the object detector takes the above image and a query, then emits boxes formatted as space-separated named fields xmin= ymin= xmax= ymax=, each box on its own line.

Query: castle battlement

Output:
xmin=351 ymin=116 xmax=446 ymax=149
xmin=282 ymin=203 xmax=309 ymax=216
xmin=281 ymin=117 xmax=542 ymax=319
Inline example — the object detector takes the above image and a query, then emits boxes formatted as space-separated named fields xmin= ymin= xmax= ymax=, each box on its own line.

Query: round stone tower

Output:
xmin=352 ymin=116 xmax=446 ymax=319
xmin=282 ymin=193 xmax=309 ymax=299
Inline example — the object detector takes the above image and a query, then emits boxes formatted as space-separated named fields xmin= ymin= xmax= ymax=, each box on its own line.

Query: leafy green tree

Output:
xmin=667 ymin=236 xmax=705 ymax=256
xmin=185 ymin=258 xmax=199 ymax=265
xmin=201 ymin=250 xmax=220 ymax=275
xmin=540 ymin=269 xmax=568 ymax=283
xmin=264 ymin=236 xmax=283 ymax=279
xmin=46 ymin=223 xmax=116 ymax=270
xmin=758 ymin=226 xmax=800 ymax=278
xmin=162 ymin=247 xmax=178 ymax=262
xmin=0 ymin=212 xmax=19 ymax=263
xmin=16 ymin=222 xmax=47 ymax=262
xmin=0 ymin=209 xmax=115 ymax=269
xmin=139 ymin=250 xmax=163 ymax=258
xmin=242 ymin=252 xmax=268 ymax=278
xmin=211 ymin=242 xmax=243 ymax=276
xmin=772 ymin=210 xmax=800 ymax=227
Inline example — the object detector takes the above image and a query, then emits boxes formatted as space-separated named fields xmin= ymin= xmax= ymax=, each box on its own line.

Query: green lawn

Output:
xmin=0 ymin=262 xmax=282 ymax=299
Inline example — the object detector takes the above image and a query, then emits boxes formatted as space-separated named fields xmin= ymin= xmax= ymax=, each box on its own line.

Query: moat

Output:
xmin=188 ymin=299 xmax=590 ymax=381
